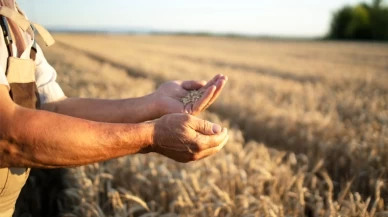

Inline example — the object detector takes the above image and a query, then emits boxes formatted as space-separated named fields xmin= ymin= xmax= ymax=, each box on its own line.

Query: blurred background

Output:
xmin=13 ymin=1 xmax=388 ymax=217
xmin=19 ymin=0 xmax=388 ymax=40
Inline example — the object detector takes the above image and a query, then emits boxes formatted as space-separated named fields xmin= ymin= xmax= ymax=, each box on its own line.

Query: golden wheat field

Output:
xmin=20 ymin=35 xmax=388 ymax=217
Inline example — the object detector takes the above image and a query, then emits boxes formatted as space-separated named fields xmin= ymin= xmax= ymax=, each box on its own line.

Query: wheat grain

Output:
xmin=181 ymin=90 xmax=204 ymax=106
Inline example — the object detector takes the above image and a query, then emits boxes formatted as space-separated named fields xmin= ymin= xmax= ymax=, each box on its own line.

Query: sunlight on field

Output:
xmin=39 ymin=35 xmax=388 ymax=216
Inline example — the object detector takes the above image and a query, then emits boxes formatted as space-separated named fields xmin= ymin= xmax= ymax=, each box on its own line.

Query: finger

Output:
xmin=178 ymin=89 xmax=189 ymax=98
xmin=192 ymin=85 xmax=216 ymax=114
xmin=182 ymin=80 xmax=207 ymax=90
xmin=204 ymin=76 xmax=228 ymax=110
xmin=193 ymin=135 xmax=229 ymax=161
xmin=184 ymin=103 xmax=193 ymax=114
xmin=190 ymin=128 xmax=228 ymax=152
xmin=203 ymin=127 xmax=228 ymax=148
xmin=184 ymin=104 xmax=189 ymax=114
xmin=188 ymin=116 xmax=223 ymax=135
xmin=216 ymin=134 xmax=229 ymax=151
xmin=156 ymin=134 xmax=229 ymax=163
xmin=200 ymin=74 xmax=222 ymax=90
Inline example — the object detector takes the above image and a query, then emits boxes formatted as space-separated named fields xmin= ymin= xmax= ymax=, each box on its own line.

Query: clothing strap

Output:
xmin=0 ymin=7 xmax=29 ymax=31
xmin=30 ymin=25 xmax=37 ymax=60
xmin=31 ymin=23 xmax=55 ymax=47
xmin=0 ymin=6 xmax=55 ymax=47
xmin=0 ymin=16 xmax=37 ymax=81
xmin=0 ymin=15 xmax=13 ymax=58
xmin=0 ymin=16 xmax=38 ymax=58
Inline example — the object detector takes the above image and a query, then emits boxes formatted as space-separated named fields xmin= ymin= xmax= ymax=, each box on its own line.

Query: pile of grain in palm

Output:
xmin=181 ymin=90 xmax=204 ymax=106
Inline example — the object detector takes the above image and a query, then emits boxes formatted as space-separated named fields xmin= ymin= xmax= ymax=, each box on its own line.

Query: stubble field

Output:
xmin=31 ymin=35 xmax=388 ymax=217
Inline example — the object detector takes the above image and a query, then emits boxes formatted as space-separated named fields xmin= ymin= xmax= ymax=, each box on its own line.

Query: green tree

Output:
xmin=347 ymin=4 xmax=372 ymax=39
xmin=330 ymin=6 xmax=354 ymax=39
xmin=328 ymin=0 xmax=388 ymax=41
xmin=370 ymin=0 xmax=388 ymax=39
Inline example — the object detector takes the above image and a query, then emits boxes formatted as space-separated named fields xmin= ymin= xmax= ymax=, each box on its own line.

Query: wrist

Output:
xmin=120 ymin=93 xmax=161 ymax=123
xmin=137 ymin=121 xmax=155 ymax=151
xmin=147 ymin=92 xmax=166 ymax=118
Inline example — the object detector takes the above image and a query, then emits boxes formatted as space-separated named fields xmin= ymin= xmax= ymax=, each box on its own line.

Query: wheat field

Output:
xmin=19 ymin=35 xmax=388 ymax=217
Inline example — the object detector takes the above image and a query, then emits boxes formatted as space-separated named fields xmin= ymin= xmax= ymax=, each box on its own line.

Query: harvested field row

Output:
xmin=34 ymin=41 xmax=387 ymax=216
xmin=51 ymin=35 xmax=388 ymax=195
xmin=23 ymin=36 xmax=388 ymax=217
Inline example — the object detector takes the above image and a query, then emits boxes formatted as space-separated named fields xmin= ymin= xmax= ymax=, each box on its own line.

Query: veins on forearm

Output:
xmin=0 ymin=137 xmax=45 ymax=168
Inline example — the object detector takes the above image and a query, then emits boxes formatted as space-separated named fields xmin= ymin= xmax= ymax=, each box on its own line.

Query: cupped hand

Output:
xmin=142 ymin=113 xmax=229 ymax=163
xmin=154 ymin=74 xmax=228 ymax=116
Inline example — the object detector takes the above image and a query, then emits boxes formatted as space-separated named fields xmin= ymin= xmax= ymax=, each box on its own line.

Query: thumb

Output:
xmin=190 ymin=117 xmax=222 ymax=135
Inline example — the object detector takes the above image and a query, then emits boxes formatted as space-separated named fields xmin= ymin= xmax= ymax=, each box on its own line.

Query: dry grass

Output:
xmin=24 ymin=35 xmax=388 ymax=217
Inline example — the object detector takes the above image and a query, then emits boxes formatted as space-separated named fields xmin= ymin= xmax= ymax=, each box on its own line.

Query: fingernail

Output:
xmin=212 ymin=124 xmax=221 ymax=134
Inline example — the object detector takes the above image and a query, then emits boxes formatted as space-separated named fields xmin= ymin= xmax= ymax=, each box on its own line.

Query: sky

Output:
xmin=18 ymin=0 xmax=367 ymax=37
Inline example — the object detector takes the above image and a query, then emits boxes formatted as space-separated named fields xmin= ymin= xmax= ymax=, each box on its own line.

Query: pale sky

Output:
xmin=18 ymin=0 xmax=366 ymax=37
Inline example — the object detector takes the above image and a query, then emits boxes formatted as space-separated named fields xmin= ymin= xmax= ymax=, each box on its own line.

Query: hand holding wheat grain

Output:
xmin=154 ymin=74 xmax=228 ymax=116
xmin=142 ymin=113 xmax=229 ymax=163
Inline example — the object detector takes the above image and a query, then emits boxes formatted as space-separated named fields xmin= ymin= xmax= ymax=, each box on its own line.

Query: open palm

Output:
xmin=155 ymin=74 xmax=228 ymax=115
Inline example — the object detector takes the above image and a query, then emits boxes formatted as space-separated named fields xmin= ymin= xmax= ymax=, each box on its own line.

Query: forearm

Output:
xmin=41 ymin=93 xmax=160 ymax=123
xmin=0 ymin=106 xmax=154 ymax=168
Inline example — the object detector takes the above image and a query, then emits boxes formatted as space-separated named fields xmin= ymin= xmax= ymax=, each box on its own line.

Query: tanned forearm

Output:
xmin=0 ymin=105 xmax=154 ymax=168
xmin=40 ymin=93 xmax=160 ymax=123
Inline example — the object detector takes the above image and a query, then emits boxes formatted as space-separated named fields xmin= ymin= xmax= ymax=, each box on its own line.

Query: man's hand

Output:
xmin=154 ymin=74 xmax=228 ymax=116
xmin=143 ymin=114 xmax=229 ymax=163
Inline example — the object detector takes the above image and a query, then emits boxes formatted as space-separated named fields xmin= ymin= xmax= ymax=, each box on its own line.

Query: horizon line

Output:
xmin=46 ymin=26 xmax=324 ymax=39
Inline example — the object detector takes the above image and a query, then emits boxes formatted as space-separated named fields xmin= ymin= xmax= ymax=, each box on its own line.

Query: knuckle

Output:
xmin=180 ymin=114 xmax=192 ymax=124
xmin=163 ymin=114 xmax=175 ymax=123
xmin=202 ymin=120 xmax=208 ymax=132
xmin=183 ymin=128 xmax=192 ymax=138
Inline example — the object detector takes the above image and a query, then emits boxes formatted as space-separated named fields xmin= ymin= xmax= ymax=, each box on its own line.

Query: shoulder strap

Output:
xmin=0 ymin=16 xmax=37 ymax=61
xmin=0 ymin=6 xmax=55 ymax=47
xmin=31 ymin=23 xmax=55 ymax=47
xmin=0 ymin=15 xmax=13 ymax=58
xmin=0 ymin=7 xmax=30 ymax=31
xmin=30 ymin=24 xmax=37 ymax=60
